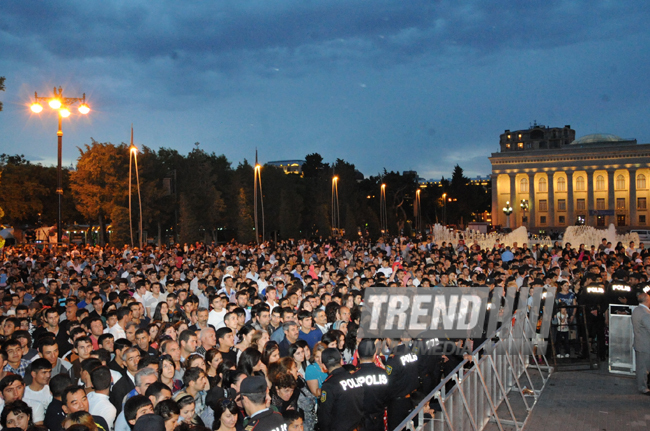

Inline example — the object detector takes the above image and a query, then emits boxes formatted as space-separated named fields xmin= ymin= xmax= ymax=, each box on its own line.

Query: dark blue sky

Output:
xmin=2 ymin=1 xmax=649 ymax=180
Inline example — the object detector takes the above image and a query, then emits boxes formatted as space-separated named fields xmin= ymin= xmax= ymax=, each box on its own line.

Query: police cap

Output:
xmin=240 ymin=376 xmax=267 ymax=395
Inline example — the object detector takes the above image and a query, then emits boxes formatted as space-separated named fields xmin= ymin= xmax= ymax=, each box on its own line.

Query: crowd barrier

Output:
xmin=395 ymin=313 xmax=552 ymax=431
xmin=608 ymin=304 xmax=636 ymax=375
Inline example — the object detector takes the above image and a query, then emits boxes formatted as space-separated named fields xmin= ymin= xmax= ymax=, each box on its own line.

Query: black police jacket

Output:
xmin=245 ymin=408 xmax=287 ymax=431
xmin=318 ymin=367 xmax=364 ymax=431
xmin=351 ymin=362 xmax=389 ymax=415
xmin=385 ymin=343 xmax=419 ymax=398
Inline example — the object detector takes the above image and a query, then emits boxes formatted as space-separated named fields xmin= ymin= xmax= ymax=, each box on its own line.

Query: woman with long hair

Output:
xmin=154 ymin=399 xmax=180 ymax=431
xmin=250 ymin=330 xmax=269 ymax=353
xmin=159 ymin=354 xmax=183 ymax=393
xmin=152 ymin=302 xmax=170 ymax=322
xmin=304 ymin=342 xmax=327 ymax=396
xmin=173 ymin=392 xmax=204 ymax=427
xmin=289 ymin=343 xmax=306 ymax=378
xmin=234 ymin=326 xmax=255 ymax=355
xmin=237 ymin=347 xmax=266 ymax=376
xmin=205 ymin=349 xmax=223 ymax=388
xmin=261 ymin=341 xmax=280 ymax=367
xmin=184 ymin=354 xmax=206 ymax=372
xmin=211 ymin=398 xmax=240 ymax=431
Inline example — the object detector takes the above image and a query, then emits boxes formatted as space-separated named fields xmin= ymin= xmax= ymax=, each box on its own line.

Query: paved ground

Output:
xmin=523 ymin=366 xmax=649 ymax=431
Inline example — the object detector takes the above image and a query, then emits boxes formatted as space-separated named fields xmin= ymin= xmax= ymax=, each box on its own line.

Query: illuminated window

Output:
xmin=539 ymin=200 xmax=548 ymax=211
xmin=638 ymin=197 xmax=647 ymax=210
xmin=616 ymin=175 xmax=625 ymax=190
xmin=506 ymin=143 xmax=511 ymax=149
xmin=616 ymin=198 xmax=625 ymax=210
xmin=596 ymin=175 xmax=605 ymax=191
xmin=557 ymin=177 xmax=566 ymax=192
xmin=520 ymin=178 xmax=528 ymax=193
xmin=507 ymin=135 xmax=511 ymax=139
xmin=637 ymin=174 xmax=647 ymax=189
xmin=576 ymin=176 xmax=585 ymax=191
xmin=518 ymin=142 xmax=523 ymax=149
xmin=538 ymin=178 xmax=547 ymax=192
xmin=518 ymin=134 xmax=522 ymax=139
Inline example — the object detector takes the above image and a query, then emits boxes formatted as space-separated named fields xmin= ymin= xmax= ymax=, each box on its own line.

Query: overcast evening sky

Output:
xmin=1 ymin=1 xmax=649 ymax=181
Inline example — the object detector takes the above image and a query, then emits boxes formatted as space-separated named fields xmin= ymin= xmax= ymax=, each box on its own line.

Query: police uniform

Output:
xmin=245 ymin=408 xmax=287 ymax=431
xmin=608 ymin=280 xmax=638 ymax=307
xmin=318 ymin=367 xmax=364 ymax=431
xmin=351 ymin=362 xmax=389 ymax=431
xmin=385 ymin=343 xmax=419 ymax=430
xmin=578 ymin=283 xmax=607 ymax=360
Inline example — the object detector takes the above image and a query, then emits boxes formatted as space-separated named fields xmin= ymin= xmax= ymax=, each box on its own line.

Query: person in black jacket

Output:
xmin=385 ymin=339 xmax=419 ymax=430
xmin=351 ymin=339 xmax=389 ymax=431
xmin=318 ymin=348 xmax=363 ymax=431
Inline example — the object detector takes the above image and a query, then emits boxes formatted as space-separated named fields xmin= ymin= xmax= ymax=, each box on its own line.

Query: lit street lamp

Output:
xmin=520 ymin=199 xmax=529 ymax=227
xmin=253 ymin=149 xmax=265 ymax=244
xmin=331 ymin=175 xmax=340 ymax=235
xmin=414 ymin=188 xmax=422 ymax=234
xmin=380 ymin=183 xmax=388 ymax=234
xmin=30 ymin=87 xmax=90 ymax=244
xmin=503 ymin=201 xmax=513 ymax=228
xmin=129 ymin=127 xmax=143 ymax=249
xmin=442 ymin=192 xmax=447 ymax=225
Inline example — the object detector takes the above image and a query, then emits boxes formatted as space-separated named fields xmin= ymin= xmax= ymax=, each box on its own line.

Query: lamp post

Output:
xmin=414 ymin=188 xmax=422 ymax=234
xmin=129 ymin=127 xmax=143 ymax=249
xmin=380 ymin=183 xmax=388 ymax=235
xmin=503 ymin=201 xmax=513 ymax=229
xmin=520 ymin=199 xmax=529 ymax=228
xmin=331 ymin=176 xmax=340 ymax=235
xmin=253 ymin=152 xmax=265 ymax=244
xmin=30 ymin=87 xmax=90 ymax=244
xmin=442 ymin=193 xmax=447 ymax=225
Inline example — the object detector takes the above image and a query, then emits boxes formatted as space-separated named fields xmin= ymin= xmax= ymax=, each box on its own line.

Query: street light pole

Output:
xmin=503 ymin=201 xmax=513 ymax=229
xmin=30 ymin=87 xmax=90 ymax=244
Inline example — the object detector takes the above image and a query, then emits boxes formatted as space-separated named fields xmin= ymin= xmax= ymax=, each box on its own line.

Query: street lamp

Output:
xmin=128 ymin=127 xmax=143 ymax=249
xmin=30 ymin=87 xmax=90 ymax=244
xmin=520 ymin=199 xmax=529 ymax=227
xmin=503 ymin=201 xmax=513 ymax=229
xmin=442 ymin=192 xmax=447 ymax=225
xmin=253 ymin=150 xmax=265 ymax=244
xmin=414 ymin=188 xmax=422 ymax=234
xmin=331 ymin=176 xmax=340 ymax=235
xmin=380 ymin=183 xmax=388 ymax=235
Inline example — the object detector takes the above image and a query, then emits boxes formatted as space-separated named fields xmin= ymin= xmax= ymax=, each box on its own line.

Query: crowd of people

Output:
xmin=0 ymin=234 xmax=647 ymax=431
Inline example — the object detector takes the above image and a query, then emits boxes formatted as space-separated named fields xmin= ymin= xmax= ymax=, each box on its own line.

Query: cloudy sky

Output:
xmin=1 ymin=0 xmax=649 ymax=180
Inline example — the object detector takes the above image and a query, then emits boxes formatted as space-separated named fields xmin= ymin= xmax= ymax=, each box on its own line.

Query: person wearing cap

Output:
xmin=318 ymin=348 xmax=363 ymax=431
xmin=239 ymin=376 xmax=286 ymax=431
xmin=350 ymin=340 xmax=388 ymax=431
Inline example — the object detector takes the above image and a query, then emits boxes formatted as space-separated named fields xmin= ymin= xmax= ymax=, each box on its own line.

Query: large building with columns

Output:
xmin=489 ymin=124 xmax=650 ymax=232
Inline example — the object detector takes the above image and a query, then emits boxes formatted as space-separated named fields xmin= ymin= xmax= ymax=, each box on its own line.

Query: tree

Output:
xmin=70 ymin=141 xmax=129 ymax=245
xmin=0 ymin=76 xmax=5 ymax=112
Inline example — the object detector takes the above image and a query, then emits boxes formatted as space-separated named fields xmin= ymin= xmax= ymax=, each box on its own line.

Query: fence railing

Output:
xmin=395 ymin=312 xmax=553 ymax=431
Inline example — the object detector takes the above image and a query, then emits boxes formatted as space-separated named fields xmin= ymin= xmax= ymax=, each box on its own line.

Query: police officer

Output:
xmin=240 ymin=376 xmax=287 ymax=431
xmin=318 ymin=348 xmax=364 ymax=431
xmin=351 ymin=339 xmax=389 ymax=431
xmin=385 ymin=338 xmax=419 ymax=430
xmin=578 ymin=281 xmax=607 ymax=361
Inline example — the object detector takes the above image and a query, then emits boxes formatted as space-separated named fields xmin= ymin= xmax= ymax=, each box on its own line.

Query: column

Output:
xmin=630 ymin=168 xmax=637 ymax=228
xmin=510 ymin=174 xmax=516 ymax=228
xmin=548 ymin=171 xmax=555 ymax=228
xmin=608 ymin=169 xmax=616 ymax=226
xmin=491 ymin=174 xmax=499 ymax=227
xmin=585 ymin=170 xmax=596 ymax=226
xmin=566 ymin=170 xmax=574 ymax=226
xmin=528 ymin=173 xmax=535 ymax=230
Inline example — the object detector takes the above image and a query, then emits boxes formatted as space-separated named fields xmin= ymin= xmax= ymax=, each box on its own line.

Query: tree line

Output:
xmin=0 ymin=143 xmax=490 ymax=245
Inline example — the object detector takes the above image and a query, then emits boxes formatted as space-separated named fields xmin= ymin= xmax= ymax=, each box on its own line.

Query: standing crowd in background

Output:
xmin=0 ymin=235 xmax=648 ymax=431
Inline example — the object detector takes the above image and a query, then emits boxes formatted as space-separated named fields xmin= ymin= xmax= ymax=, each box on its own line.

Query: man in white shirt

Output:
xmin=208 ymin=295 xmax=227 ymax=329
xmin=88 ymin=366 xmax=117 ymax=431
xmin=109 ymin=308 xmax=132 ymax=341
xmin=144 ymin=282 xmax=167 ymax=318
xmin=23 ymin=358 xmax=53 ymax=426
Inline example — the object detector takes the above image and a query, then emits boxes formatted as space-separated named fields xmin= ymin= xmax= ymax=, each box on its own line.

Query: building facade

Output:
xmin=489 ymin=128 xmax=650 ymax=232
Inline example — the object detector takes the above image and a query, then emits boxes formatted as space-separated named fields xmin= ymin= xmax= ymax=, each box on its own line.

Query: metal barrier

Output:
xmin=396 ymin=312 xmax=552 ymax=431
xmin=608 ymin=304 xmax=636 ymax=375
xmin=547 ymin=305 xmax=597 ymax=370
